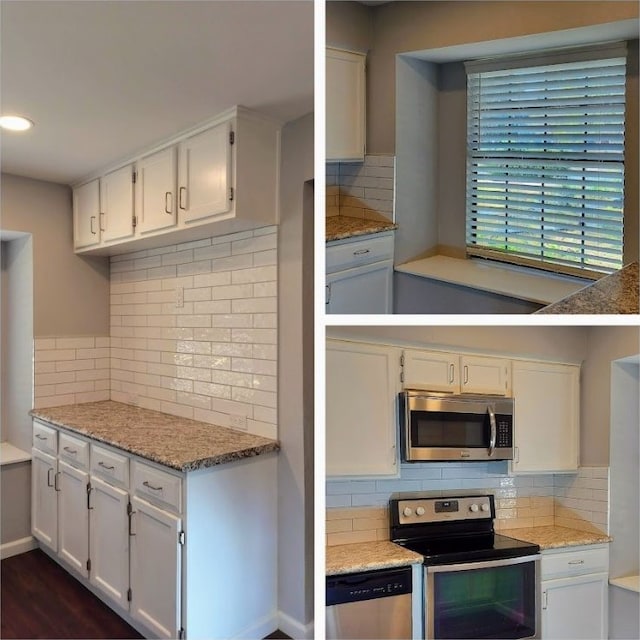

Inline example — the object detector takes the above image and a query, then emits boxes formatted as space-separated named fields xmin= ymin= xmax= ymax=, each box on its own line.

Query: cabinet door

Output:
xmin=101 ymin=164 xmax=135 ymax=242
xmin=89 ymin=476 xmax=129 ymax=609
xmin=31 ymin=448 xmax=58 ymax=552
xmin=542 ymin=573 xmax=608 ymax=639
xmin=58 ymin=460 xmax=89 ymax=577
xmin=461 ymin=356 xmax=511 ymax=396
xmin=512 ymin=361 xmax=579 ymax=473
xmin=135 ymin=146 xmax=178 ymax=235
xmin=326 ymin=260 xmax=393 ymax=314
xmin=73 ymin=179 xmax=101 ymax=249
xmin=179 ymin=121 xmax=232 ymax=223
xmin=402 ymin=350 xmax=459 ymax=392
xmin=130 ymin=496 xmax=181 ymax=639
xmin=326 ymin=340 xmax=399 ymax=476
xmin=326 ymin=48 xmax=366 ymax=162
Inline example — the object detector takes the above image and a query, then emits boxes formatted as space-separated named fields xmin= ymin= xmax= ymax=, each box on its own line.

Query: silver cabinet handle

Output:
xmin=54 ymin=471 xmax=61 ymax=492
xmin=127 ymin=502 xmax=136 ymax=536
xmin=87 ymin=483 xmax=93 ymax=510
xmin=47 ymin=467 xmax=54 ymax=487
xmin=63 ymin=446 xmax=77 ymax=455
xmin=99 ymin=212 xmax=106 ymax=232
xmin=165 ymin=191 xmax=173 ymax=214
xmin=463 ymin=365 xmax=469 ymax=384
xmin=568 ymin=559 xmax=585 ymax=565
xmin=35 ymin=433 xmax=47 ymax=440
xmin=90 ymin=215 xmax=97 ymax=235
xmin=179 ymin=186 xmax=187 ymax=210
xmin=143 ymin=480 xmax=163 ymax=491
xmin=353 ymin=248 xmax=370 ymax=256
xmin=98 ymin=461 xmax=115 ymax=470
xmin=449 ymin=363 xmax=455 ymax=384
xmin=326 ymin=284 xmax=331 ymax=305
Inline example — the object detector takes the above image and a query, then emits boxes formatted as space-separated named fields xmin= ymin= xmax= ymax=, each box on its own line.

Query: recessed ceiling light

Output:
xmin=0 ymin=115 xmax=34 ymax=131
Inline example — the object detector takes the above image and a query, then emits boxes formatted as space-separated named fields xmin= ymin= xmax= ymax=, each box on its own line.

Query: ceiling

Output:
xmin=0 ymin=1 xmax=314 ymax=185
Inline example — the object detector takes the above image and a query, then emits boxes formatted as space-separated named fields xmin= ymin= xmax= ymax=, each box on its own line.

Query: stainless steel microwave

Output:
xmin=400 ymin=391 xmax=514 ymax=462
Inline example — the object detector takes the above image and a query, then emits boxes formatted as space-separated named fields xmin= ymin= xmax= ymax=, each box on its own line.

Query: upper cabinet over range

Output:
xmin=73 ymin=106 xmax=280 ymax=255
xmin=326 ymin=47 xmax=366 ymax=163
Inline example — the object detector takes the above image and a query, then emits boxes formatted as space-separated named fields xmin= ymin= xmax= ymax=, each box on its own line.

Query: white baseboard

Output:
xmin=233 ymin=612 xmax=279 ymax=639
xmin=278 ymin=611 xmax=314 ymax=640
xmin=1 ymin=536 xmax=38 ymax=560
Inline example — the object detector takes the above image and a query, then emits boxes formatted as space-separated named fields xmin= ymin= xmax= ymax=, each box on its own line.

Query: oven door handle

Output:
xmin=426 ymin=553 xmax=541 ymax=574
xmin=488 ymin=404 xmax=497 ymax=457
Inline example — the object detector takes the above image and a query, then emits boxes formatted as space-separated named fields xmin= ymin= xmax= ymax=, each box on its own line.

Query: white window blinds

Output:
xmin=466 ymin=46 xmax=626 ymax=277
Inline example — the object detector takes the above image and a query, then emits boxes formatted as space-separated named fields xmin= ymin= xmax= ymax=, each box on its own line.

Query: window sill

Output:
xmin=394 ymin=255 xmax=590 ymax=305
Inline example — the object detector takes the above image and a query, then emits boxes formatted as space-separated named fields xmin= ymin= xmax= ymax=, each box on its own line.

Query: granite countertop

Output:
xmin=326 ymin=215 xmax=397 ymax=242
xmin=506 ymin=525 xmax=612 ymax=550
xmin=536 ymin=261 xmax=638 ymax=314
xmin=31 ymin=401 xmax=279 ymax=472
xmin=326 ymin=541 xmax=423 ymax=576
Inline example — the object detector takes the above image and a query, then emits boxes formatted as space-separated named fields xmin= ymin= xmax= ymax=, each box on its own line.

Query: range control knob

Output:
xmin=403 ymin=507 xmax=413 ymax=517
xmin=470 ymin=503 xmax=479 ymax=513
xmin=481 ymin=503 xmax=490 ymax=512
xmin=416 ymin=506 xmax=425 ymax=516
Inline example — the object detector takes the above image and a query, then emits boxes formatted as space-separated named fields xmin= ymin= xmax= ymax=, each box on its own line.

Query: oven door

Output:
xmin=425 ymin=555 xmax=540 ymax=639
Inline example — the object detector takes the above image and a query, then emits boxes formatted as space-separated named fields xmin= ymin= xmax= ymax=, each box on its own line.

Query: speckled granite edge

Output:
xmin=326 ymin=215 xmax=397 ymax=242
xmin=326 ymin=541 xmax=423 ymax=576
xmin=30 ymin=401 xmax=279 ymax=472
xmin=537 ymin=262 xmax=638 ymax=314
xmin=505 ymin=525 xmax=611 ymax=550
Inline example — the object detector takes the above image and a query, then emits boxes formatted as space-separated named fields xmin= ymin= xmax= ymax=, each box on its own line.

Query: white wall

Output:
xmin=277 ymin=112 xmax=314 ymax=637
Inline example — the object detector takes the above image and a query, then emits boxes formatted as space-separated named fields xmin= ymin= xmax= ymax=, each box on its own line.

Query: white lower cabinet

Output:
xmin=58 ymin=460 xmax=89 ymax=577
xmin=89 ymin=476 xmax=129 ymax=608
xmin=541 ymin=545 xmax=609 ymax=639
xmin=130 ymin=496 xmax=182 ymax=639
xmin=31 ymin=448 xmax=58 ymax=552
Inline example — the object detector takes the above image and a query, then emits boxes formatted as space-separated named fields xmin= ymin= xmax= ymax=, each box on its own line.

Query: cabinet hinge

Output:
xmin=179 ymin=530 xmax=185 ymax=545
xmin=178 ymin=628 xmax=185 ymax=639
xmin=86 ymin=558 xmax=91 ymax=572
xmin=132 ymin=171 xmax=137 ymax=184
xmin=127 ymin=588 xmax=132 ymax=602
xmin=400 ymin=371 xmax=404 ymax=383
xmin=229 ymin=131 xmax=235 ymax=145
xmin=132 ymin=216 xmax=137 ymax=229
xmin=400 ymin=354 xmax=405 ymax=367
xmin=229 ymin=187 xmax=234 ymax=202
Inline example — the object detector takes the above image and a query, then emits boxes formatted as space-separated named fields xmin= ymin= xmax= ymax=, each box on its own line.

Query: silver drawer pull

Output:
xmin=568 ymin=559 xmax=585 ymax=565
xmin=98 ymin=461 xmax=115 ymax=470
xmin=35 ymin=434 xmax=47 ymax=440
xmin=63 ymin=446 xmax=77 ymax=454
xmin=143 ymin=480 xmax=163 ymax=491
xmin=353 ymin=249 xmax=370 ymax=256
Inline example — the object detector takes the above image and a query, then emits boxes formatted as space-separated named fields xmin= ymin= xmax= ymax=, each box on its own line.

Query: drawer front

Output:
xmin=132 ymin=461 xmax=182 ymax=514
xmin=91 ymin=445 xmax=129 ymax=489
xmin=326 ymin=232 xmax=394 ymax=273
xmin=541 ymin=545 xmax=609 ymax=579
xmin=33 ymin=421 xmax=58 ymax=455
xmin=59 ymin=432 xmax=89 ymax=469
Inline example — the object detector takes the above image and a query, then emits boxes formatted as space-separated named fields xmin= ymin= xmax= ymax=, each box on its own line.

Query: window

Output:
xmin=465 ymin=44 xmax=627 ymax=277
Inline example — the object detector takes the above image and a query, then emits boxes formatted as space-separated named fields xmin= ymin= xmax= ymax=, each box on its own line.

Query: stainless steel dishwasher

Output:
xmin=326 ymin=566 xmax=413 ymax=639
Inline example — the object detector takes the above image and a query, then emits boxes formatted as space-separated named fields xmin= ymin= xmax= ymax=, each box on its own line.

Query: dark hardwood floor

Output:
xmin=1 ymin=549 xmax=291 ymax=639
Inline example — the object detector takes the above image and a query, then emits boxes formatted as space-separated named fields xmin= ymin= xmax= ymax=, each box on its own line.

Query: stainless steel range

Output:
xmin=390 ymin=494 xmax=540 ymax=639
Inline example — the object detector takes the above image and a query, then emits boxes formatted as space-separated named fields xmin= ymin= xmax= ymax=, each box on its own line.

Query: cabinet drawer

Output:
xmin=132 ymin=461 xmax=182 ymax=514
xmin=542 ymin=545 xmax=609 ymax=579
xmin=326 ymin=232 xmax=394 ymax=273
xmin=59 ymin=432 xmax=89 ymax=469
xmin=33 ymin=421 xmax=57 ymax=455
xmin=91 ymin=445 xmax=129 ymax=489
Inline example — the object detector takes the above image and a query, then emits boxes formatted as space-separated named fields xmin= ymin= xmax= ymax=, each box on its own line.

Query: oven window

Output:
xmin=411 ymin=412 xmax=489 ymax=448
xmin=431 ymin=561 xmax=536 ymax=639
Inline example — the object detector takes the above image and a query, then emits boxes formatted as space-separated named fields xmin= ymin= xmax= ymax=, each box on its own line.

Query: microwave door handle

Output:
xmin=488 ymin=405 xmax=497 ymax=456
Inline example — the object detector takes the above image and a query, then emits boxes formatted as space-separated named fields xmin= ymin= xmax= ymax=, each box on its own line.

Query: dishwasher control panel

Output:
xmin=326 ymin=566 xmax=412 ymax=606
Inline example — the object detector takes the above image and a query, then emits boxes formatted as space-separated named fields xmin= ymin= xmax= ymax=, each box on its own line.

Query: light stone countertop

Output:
xmin=326 ymin=541 xmax=423 ymax=577
xmin=326 ymin=215 xmax=397 ymax=242
xmin=536 ymin=261 xmax=638 ymax=314
xmin=30 ymin=400 xmax=279 ymax=472
xmin=505 ymin=525 xmax=612 ymax=550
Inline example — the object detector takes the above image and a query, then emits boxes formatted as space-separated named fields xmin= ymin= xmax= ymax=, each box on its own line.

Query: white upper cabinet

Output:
xmin=100 ymin=164 xmax=135 ymax=242
xmin=326 ymin=340 xmax=400 ymax=477
xmin=511 ymin=361 xmax=580 ymax=473
xmin=178 ymin=120 xmax=232 ymax=223
xmin=402 ymin=350 xmax=511 ymax=396
xmin=72 ymin=106 xmax=280 ymax=255
xmin=135 ymin=146 xmax=178 ymax=235
xmin=73 ymin=179 xmax=101 ymax=249
xmin=326 ymin=47 xmax=366 ymax=162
